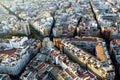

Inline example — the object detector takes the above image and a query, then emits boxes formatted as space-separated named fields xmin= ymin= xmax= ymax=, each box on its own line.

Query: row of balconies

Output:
xmin=61 ymin=40 xmax=115 ymax=79
xmin=50 ymin=47 xmax=97 ymax=80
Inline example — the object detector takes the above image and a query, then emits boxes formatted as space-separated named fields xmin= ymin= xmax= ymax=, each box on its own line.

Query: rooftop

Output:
xmin=54 ymin=37 xmax=115 ymax=79
xmin=96 ymin=43 xmax=105 ymax=62
xmin=0 ymin=49 xmax=16 ymax=55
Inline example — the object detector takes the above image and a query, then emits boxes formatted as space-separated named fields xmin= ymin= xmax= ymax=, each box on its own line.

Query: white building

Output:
xmin=9 ymin=36 xmax=28 ymax=48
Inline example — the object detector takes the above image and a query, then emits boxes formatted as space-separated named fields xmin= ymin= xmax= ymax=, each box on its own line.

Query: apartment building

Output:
xmin=77 ymin=16 xmax=100 ymax=37
xmin=50 ymin=47 xmax=97 ymax=80
xmin=0 ymin=74 xmax=11 ymax=80
xmin=0 ymin=37 xmax=39 ymax=75
xmin=53 ymin=0 xmax=82 ymax=38
xmin=110 ymin=39 xmax=120 ymax=75
xmin=53 ymin=37 xmax=115 ymax=80
xmin=0 ymin=14 xmax=30 ymax=35
xmin=20 ymin=52 xmax=53 ymax=80
xmin=91 ymin=0 xmax=120 ymax=40
xmin=32 ymin=11 xmax=53 ymax=37
xmin=101 ymin=27 xmax=120 ymax=39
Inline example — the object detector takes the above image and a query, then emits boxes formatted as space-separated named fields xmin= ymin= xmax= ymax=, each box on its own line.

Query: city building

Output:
xmin=53 ymin=37 xmax=115 ymax=80
xmin=0 ymin=74 xmax=11 ymax=80
xmin=9 ymin=36 xmax=28 ymax=48
xmin=42 ymin=37 xmax=54 ymax=49
xmin=0 ymin=0 xmax=119 ymax=80
xmin=77 ymin=16 xmax=100 ymax=37
xmin=0 ymin=36 xmax=39 ymax=75
xmin=50 ymin=47 xmax=97 ymax=80
xmin=101 ymin=27 xmax=120 ymax=39
xmin=110 ymin=39 xmax=120 ymax=75
xmin=52 ymin=0 xmax=82 ymax=38
xmin=32 ymin=11 xmax=53 ymax=37
xmin=91 ymin=0 xmax=120 ymax=39
xmin=20 ymin=52 xmax=53 ymax=80
xmin=0 ymin=14 xmax=30 ymax=36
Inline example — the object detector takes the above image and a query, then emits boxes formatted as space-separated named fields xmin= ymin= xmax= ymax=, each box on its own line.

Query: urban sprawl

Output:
xmin=0 ymin=0 xmax=120 ymax=80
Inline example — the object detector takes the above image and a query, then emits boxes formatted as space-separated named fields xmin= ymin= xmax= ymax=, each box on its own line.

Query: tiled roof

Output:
xmin=51 ymin=50 xmax=59 ymax=57
xmin=0 ymin=49 xmax=16 ymax=55
xmin=96 ymin=43 xmax=105 ymax=62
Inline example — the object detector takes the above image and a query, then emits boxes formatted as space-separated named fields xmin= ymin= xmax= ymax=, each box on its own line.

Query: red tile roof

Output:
xmin=85 ymin=71 xmax=95 ymax=78
xmin=51 ymin=50 xmax=59 ymax=57
xmin=74 ymin=37 xmax=97 ymax=42
xmin=0 ymin=49 xmax=16 ymax=55
xmin=77 ymin=69 xmax=85 ymax=78
xmin=36 ymin=63 xmax=45 ymax=71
